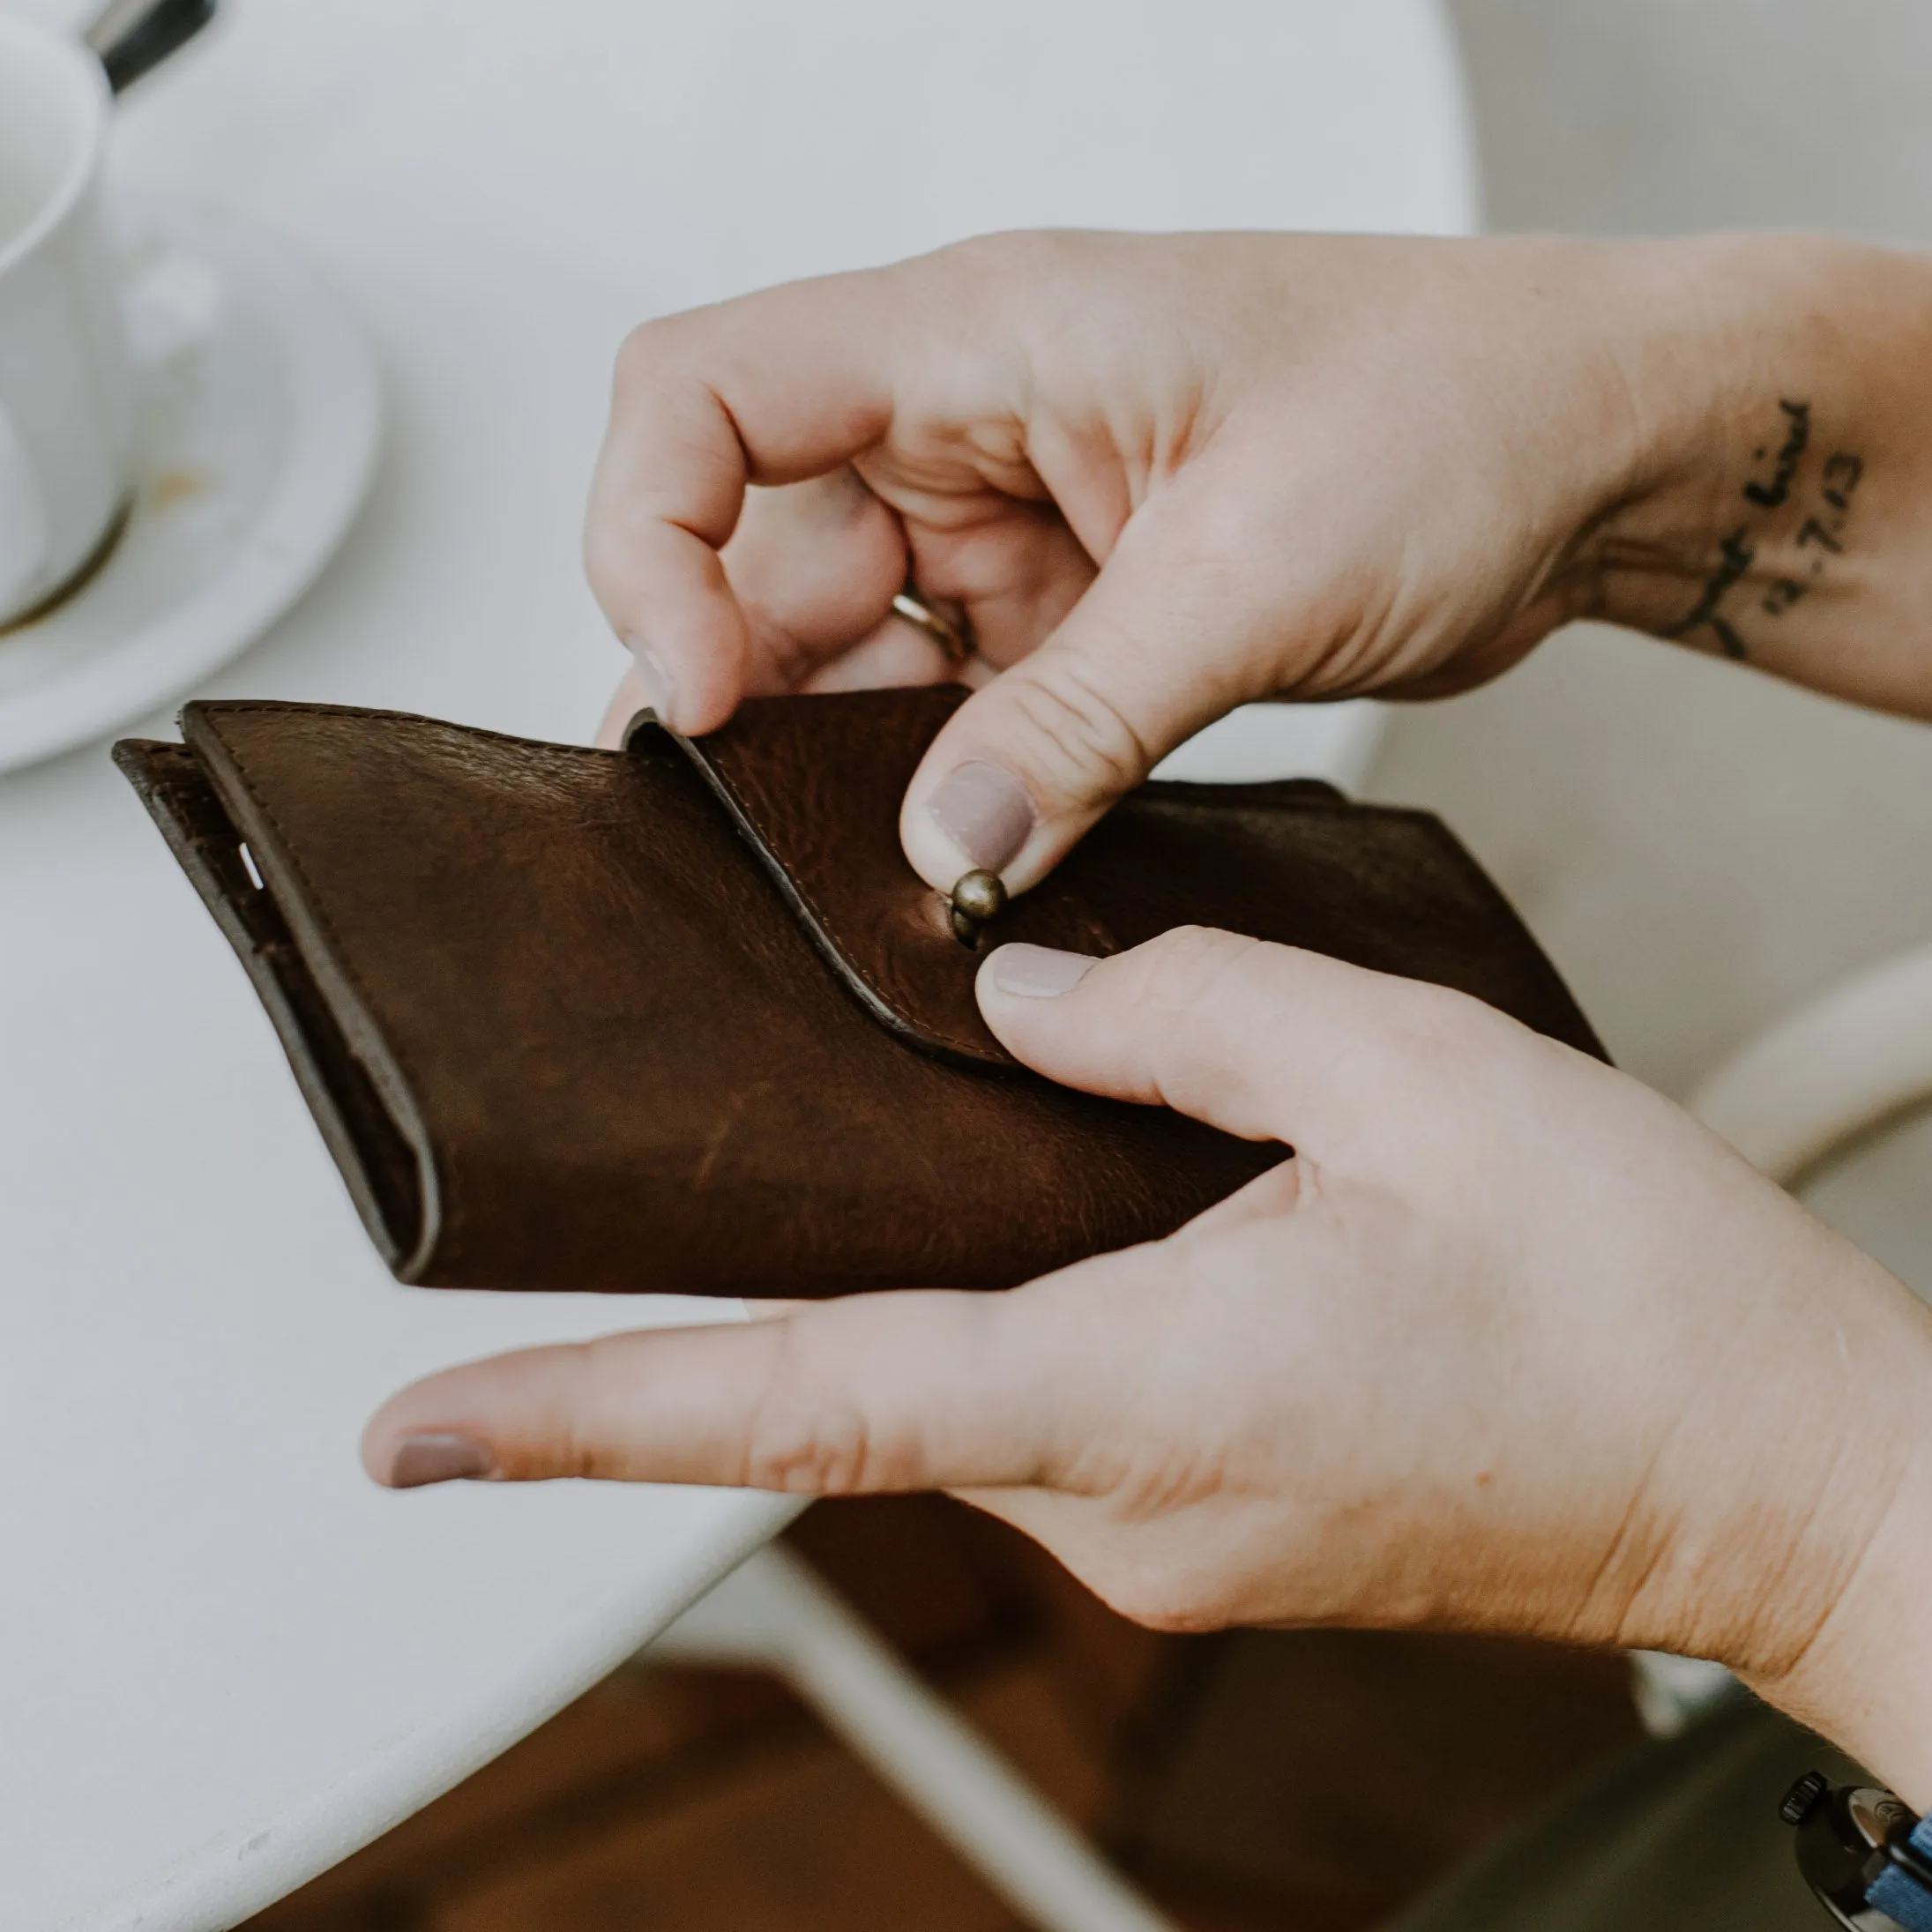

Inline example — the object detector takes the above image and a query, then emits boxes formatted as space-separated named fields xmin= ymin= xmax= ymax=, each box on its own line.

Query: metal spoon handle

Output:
xmin=85 ymin=0 xmax=217 ymax=94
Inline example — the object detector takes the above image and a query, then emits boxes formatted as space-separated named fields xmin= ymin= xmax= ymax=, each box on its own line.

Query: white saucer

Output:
xmin=0 ymin=196 xmax=381 ymax=775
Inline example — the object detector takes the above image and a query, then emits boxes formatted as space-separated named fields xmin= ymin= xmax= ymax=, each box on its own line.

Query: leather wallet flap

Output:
xmin=653 ymin=687 xmax=1108 ymax=1064
xmin=654 ymin=686 xmax=1603 ymax=1068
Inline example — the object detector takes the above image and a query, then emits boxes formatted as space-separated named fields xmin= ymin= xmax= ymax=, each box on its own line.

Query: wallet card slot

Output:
xmin=112 ymin=740 xmax=427 ymax=1271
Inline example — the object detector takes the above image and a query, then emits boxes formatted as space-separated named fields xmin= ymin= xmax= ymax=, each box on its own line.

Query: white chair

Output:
xmin=649 ymin=1544 xmax=1178 ymax=1932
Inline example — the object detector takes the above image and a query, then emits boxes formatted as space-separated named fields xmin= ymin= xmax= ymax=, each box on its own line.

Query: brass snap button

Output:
xmin=948 ymin=868 xmax=1007 ymax=948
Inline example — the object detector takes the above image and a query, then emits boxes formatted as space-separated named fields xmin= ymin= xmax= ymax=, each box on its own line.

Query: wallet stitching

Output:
xmin=192 ymin=714 xmax=462 ymax=1261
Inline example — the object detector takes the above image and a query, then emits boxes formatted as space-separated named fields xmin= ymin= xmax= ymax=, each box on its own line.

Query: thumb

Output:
xmin=899 ymin=477 xmax=1294 ymax=893
xmin=975 ymin=925 xmax=1439 ymax=1146
xmin=361 ymin=1289 xmax=1065 ymax=1495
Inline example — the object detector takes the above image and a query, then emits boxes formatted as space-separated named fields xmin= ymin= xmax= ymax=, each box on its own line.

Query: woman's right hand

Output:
xmin=586 ymin=228 xmax=1932 ymax=891
xmin=365 ymin=925 xmax=1932 ymax=1807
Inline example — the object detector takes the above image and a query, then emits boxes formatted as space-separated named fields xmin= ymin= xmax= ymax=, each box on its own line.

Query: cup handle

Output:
xmin=0 ymin=399 xmax=49 ymax=618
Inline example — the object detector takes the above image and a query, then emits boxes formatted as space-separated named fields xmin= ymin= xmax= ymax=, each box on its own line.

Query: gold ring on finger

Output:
xmin=891 ymin=586 xmax=974 ymax=668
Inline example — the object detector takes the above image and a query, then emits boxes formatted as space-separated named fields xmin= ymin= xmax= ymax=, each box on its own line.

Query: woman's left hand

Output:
xmin=362 ymin=927 xmax=1932 ymax=1802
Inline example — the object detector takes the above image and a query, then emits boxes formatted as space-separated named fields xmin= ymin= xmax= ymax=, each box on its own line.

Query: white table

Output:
xmin=0 ymin=5 xmax=1473 ymax=1926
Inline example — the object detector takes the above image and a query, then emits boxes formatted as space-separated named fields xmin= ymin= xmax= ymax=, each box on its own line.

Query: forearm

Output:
xmin=1573 ymin=233 xmax=1932 ymax=719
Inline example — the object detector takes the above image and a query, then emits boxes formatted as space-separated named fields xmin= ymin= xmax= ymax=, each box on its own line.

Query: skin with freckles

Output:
xmin=370 ymin=228 xmax=1932 ymax=1810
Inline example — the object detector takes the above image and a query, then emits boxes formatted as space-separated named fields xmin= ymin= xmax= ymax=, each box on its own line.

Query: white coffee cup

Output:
xmin=0 ymin=13 xmax=136 ymax=630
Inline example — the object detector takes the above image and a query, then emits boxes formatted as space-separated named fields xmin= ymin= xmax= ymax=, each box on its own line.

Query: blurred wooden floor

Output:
xmin=247 ymin=1498 xmax=1640 ymax=1932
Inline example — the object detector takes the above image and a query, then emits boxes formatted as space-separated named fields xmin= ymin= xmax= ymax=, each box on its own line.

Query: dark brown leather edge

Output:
xmin=633 ymin=718 xmax=949 ymax=1056
xmin=113 ymin=695 xmax=1607 ymax=1298
xmin=1371 ymin=809 xmax=1609 ymax=1062
xmin=112 ymin=734 xmax=435 ymax=1275
xmin=127 ymin=704 xmax=1296 ymax=1294
xmin=653 ymin=688 xmax=1379 ymax=1068
xmin=642 ymin=693 xmax=996 ymax=1062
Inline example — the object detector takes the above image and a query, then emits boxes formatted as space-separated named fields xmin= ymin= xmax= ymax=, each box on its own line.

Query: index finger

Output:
xmin=361 ymin=1287 xmax=1058 ymax=1495
xmin=585 ymin=268 xmax=905 ymax=734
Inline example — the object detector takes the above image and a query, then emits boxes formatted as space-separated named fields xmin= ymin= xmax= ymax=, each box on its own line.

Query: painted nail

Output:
xmin=927 ymin=761 xmax=1035 ymax=875
xmin=989 ymin=944 xmax=1100 ymax=999
xmin=386 ymin=1432 xmax=496 ymax=1488
xmin=623 ymin=634 xmax=680 ymax=728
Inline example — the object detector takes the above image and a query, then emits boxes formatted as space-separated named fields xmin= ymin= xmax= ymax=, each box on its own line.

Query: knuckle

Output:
xmin=1131 ymin=924 xmax=1259 ymax=1011
xmin=582 ymin=517 xmax=635 ymax=600
xmin=610 ymin=315 xmax=683 ymax=398
xmin=742 ymin=1400 xmax=873 ymax=1495
xmin=1133 ymin=1600 xmax=1225 ymax=1637
xmin=739 ymin=1326 xmax=875 ymax=1495
xmin=545 ymin=1342 xmax=618 ymax=1480
xmin=1101 ymin=929 xmax=1275 ymax=1114
xmin=556 ymin=1433 xmax=608 ymax=1481
xmin=1376 ymin=974 xmax=1516 ymax=1065
xmin=1331 ymin=973 xmax=1539 ymax=1128
xmin=936 ymin=228 xmax=1077 ymax=287
xmin=1002 ymin=660 xmax=1152 ymax=804
xmin=926 ymin=233 xmax=1101 ymax=381
xmin=1095 ymin=1563 xmax=1227 ymax=1636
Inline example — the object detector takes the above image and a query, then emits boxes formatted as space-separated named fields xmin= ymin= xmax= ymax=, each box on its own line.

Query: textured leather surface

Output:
xmin=669 ymin=686 xmax=1604 ymax=1069
xmin=664 ymin=688 xmax=1130 ymax=1063
xmin=115 ymin=691 xmax=1603 ymax=1296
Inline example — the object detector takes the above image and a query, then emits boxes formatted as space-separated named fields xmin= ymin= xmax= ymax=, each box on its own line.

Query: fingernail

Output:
xmin=623 ymin=634 xmax=680 ymax=728
xmin=928 ymin=761 xmax=1035 ymax=874
xmin=989 ymin=944 xmax=1100 ymax=998
xmin=386 ymin=1432 xmax=496 ymax=1489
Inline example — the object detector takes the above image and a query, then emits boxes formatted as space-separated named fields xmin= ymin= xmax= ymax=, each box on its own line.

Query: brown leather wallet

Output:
xmin=113 ymin=687 xmax=1601 ymax=1296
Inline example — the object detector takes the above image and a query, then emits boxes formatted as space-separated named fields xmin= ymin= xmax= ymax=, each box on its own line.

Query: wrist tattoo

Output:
xmin=1667 ymin=400 xmax=1864 ymax=660
xmin=1742 ymin=398 xmax=1810 ymax=509
xmin=1672 ymin=526 xmax=1756 ymax=660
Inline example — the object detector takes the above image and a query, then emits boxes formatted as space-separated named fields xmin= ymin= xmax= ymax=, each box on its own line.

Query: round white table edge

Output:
xmin=63 ymin=1489 xmax=801 ymax=1932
